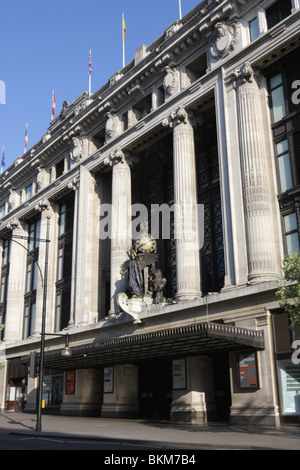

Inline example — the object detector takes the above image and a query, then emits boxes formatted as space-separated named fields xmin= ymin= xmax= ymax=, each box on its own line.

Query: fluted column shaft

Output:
xmin=110 ymin=150 xmax=132 ymax=314
xmin=169 ymin=107 xmax=201 ymax=299
xmin=235 ymin=63 xmax=279 ymax=282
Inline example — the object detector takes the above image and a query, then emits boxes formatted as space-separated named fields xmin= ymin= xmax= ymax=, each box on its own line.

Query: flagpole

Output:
xmin=122 ymin=13 xmax=125 ymax=68
xmin=179 ymin=0 xmax=182 ymax=20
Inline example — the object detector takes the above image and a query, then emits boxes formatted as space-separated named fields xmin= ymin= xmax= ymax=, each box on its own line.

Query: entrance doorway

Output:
xmin=138 ymin=358 xmax=172 ymax=419
xmin=212 ymin=352 xmax=231 ymax=421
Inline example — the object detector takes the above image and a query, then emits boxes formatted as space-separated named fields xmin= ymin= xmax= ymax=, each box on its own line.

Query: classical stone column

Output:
xmin=163 ymin=107 xmax=201 ymax=300
xmin=108 ymin=149 xmax=132 ymax=315
xmin=234 ymin=63 xmax=280 ymax=283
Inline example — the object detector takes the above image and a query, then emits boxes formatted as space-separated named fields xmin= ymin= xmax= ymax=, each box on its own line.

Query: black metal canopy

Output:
xmin=43 ymin=321 xmax=264 ymax=370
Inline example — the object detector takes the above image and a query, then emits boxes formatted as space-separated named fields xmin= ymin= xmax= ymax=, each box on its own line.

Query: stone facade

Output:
xmin=0 ymin=0 xmax=300 ymax=425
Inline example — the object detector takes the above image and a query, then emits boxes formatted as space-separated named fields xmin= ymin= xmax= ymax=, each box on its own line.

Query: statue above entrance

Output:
xmin=117 ymin=233 xmax=167 ymax=323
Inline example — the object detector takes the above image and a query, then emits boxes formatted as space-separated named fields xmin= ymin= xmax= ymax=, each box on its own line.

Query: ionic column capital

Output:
xmin=225 ymin=62 xmax=262 ymax=90
xmin=162 ymin=106 xmax=196 ymax=129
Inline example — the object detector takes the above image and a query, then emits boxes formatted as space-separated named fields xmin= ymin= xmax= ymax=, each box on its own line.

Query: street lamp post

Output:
xmin=36 ymin=215 xmax=50 ymax=432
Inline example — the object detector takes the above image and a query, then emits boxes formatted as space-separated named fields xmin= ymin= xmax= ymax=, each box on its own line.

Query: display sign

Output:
xmin=66 ymin=370 xmax=75 ymax=394
xmin=104 ymin=366 xmax=114 ymax=393
xmin=172 ymin=359 xmax=186 ymax=390
xmin=238 ymin=352 xmax=259 ymax=389
xmin=278 ymin=359 xmax=300 ymax=415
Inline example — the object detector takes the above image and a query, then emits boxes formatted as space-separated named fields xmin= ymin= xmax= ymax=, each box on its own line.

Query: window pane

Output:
xmin=270 ymin=73 xmax=282 ymax=89
xmin=32 ymin=261 xmax=38 ymax=290
xmin=271 ymin=86 xmax=286 ymax=121
xmin=278 ymin=154 xmax=292 ymax=191
xmin=286 ymin=233 xmax=300 ymax=253
xmin=276 ymin=139 xmax=289 ymax=155
xmin=55 ymin=293 xmax=62 ymax=332
xmin=249 ymin=18 xmax=259 ymax=41
xmin=284 ymin=213 xmax=297 ymax=233
xmin=35 ymin=220 xmax=41 ymax=248
xmin=59 ymin=204 xmax=66 ymax=236
xmin=23 ymin=305 xmax=29 ymax=339
xmin=26 ymin=263 xmax=32 ymax=292
xmin=28 ymin=224 xmax=35 ymax=251
xmin=29 ymin=303 xmax=36 ymax=337
xmin=0 ymin=276 xmax=5 ymax=303
xmin=57 ymin=248 xmax=64 ymax=280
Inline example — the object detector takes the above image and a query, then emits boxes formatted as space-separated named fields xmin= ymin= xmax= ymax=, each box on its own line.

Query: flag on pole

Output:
xmin=88 ymin=49 xmax=92 ymax=95
xmin=122 ymin=13 xmax=126 ymax=41
xmin=89 ymin=49 xmax=92 ymax=75
xmin=24 ymin=123 xmax=28 ymax=153
xmin=52 ymin=89 xmax=56 ymax=120
xmin=1 ymin=146 xmax=5 ymax=174
xmin=122 ymin=13 xmax=126 ymax=67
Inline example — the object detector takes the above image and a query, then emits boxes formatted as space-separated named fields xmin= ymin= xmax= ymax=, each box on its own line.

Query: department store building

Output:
xmin=1 ymin=0 xmax=300 ymax=425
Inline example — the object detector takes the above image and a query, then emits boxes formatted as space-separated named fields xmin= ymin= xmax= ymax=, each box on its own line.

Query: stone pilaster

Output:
xmin=4 ymin=219 xmax=27 ymax=342
xmin=108 ymin=149 xmax=132 ymax=315
xmin=101 ymin=364 xmax=139 ymax=418
xmin=163 ymin=107 xmax=201 ymax=300
xmin=234 ymin=63 xmax=280 ymax=283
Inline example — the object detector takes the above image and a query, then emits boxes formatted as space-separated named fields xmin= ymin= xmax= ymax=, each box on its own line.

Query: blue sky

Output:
xmin=0 ymin=0 xmax=199 ymax=170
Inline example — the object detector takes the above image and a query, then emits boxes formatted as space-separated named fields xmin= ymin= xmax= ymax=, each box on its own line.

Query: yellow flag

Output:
xmin=123 ymin=14 xmax=126 ymax=41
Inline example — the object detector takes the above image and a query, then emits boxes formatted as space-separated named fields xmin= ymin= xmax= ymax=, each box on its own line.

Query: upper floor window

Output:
xmin=266 ymin=0 xmax=292 ymax=29
xmin=59 ymin=204 xmax=66 ymax=236
xmin=249 ymin=17 xmax=259 ymax=41
xmin=26 ymin=183 xmax=33 ymax=201
xmin=2 ymin=238 xmax=10 ymax=266
xmin=0 ymin=204 xmax=5 ymax=219
xmin=283 ymin=212 xmax=299 ymax=253
xmin=270 ymin=73 xmax=286 ymax=122
xmin=28 ymin=219 xmax=41 ymax=251
xmin=276 ymin=139 xmax=293 ymax=192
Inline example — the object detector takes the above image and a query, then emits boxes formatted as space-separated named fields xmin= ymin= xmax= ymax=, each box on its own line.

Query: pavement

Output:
xmin=0 ymin=412 xmax=300 ymax=450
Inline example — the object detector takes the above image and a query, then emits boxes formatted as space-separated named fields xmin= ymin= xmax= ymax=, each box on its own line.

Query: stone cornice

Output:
xmin=1 ymin=1 xmax=299 ymax=192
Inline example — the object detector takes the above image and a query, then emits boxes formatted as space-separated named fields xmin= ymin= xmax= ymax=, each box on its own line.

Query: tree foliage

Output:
xmin=276 ymin=252 xmax=300 ymax=328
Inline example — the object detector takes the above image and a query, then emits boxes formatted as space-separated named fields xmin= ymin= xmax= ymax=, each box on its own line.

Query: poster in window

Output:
xmin=277 ymin=359 xmax=300 ymax=415
xmin=66 ymin=370 xmax=75 ymax=394
xmin=238 ymin=352 xmax=259 ymax=389
xmin=104 ymin=366 xmax=114 ymax=393
xmin=172 ymin=359 xmax=186 ymax=390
